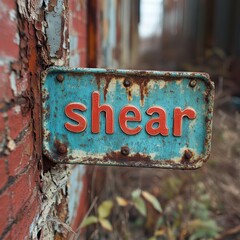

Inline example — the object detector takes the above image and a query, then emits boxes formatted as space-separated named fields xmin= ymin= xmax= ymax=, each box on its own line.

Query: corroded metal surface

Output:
xmin=42 ymin=67 xmax=214 ymax=169
xmin=15 ymin=0 xmax=70 ymax=238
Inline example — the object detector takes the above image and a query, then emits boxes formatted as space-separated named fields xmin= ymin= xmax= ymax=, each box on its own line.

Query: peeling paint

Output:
xmin=7 ymin=137 xmax=16 ymax=152
xmin=14 ymin=105 xmax=21 ymax=114
xmin=9 ymin=9 xmax=17 ymax=22
xmin=28 ymin=0 xmax=44 ymax=21
xmin=17 ymin=0 xmax=30 ymax=20
xmin=14 ymin=32 xmax=20 ymax=45
xmin=0 ymin=56 xmax=16 ymax=66
xmin=31 ymin=166 xmax=70 ymax=239
xmin=45 ymin=0 xmax=65 ymax=58
xmin=10 ymin=71 xmax=17 ymax=96
xmin=15 ymin=0 xmax=71 ymax=238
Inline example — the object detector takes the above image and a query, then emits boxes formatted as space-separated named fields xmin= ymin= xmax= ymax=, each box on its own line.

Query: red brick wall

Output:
xmin=0 ymin=0 xmax=98 ymax=238
xmin=0 ymin=0 xmax=41 ymax=239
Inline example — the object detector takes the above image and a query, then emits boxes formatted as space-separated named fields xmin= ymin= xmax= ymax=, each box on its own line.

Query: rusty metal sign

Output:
xmin=42 ymin=67 xmax=214 ymax=169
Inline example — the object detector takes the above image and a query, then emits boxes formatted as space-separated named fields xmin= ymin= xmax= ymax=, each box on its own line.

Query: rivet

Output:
xmin=123 ymin=79 xmax=131 ymax=87
xmin=189 ymin=79 xmax=197 ymax=88
xmin=121 ymin=146 xmax=130 ymax=156
xmin=56 ymin=74 xmax=64 ymax=82
xmin=184 ymin=149 xmax=193 ymax=160
xmin=56 ymin=142 xmax=67 ymax=154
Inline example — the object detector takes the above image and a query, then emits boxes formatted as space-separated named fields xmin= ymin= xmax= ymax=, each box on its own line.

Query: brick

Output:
xmin=0 ymin=159 xmax=8 ymax=190
xmin=2 ymin=231 xmax=11 ymax=240
xmin=0 ymin=66 xmax=14 ymax=102
xmin=16 ymin=71 xmax=29 ymax=96
xmin=10 ymin=192 xmax=40 ymax=240
xmin=7 ymin=105 xmax=31 ymax=140
xmin=8 ymin=133 xmax=33 ymax=177
xmin=0 ymin=112 xmax=5 ymax=135
xmin=0 ymin=1 xmax=19 ymax=59
xmin=1 ymin=0 xmax=16 ymax=10
xmin=0 ymin=191 xmax=12 ymax=236
xmin=5 ymin=165 xmax=40 ymax=239
xmin=10 ymin=171 xmax=32 ymax=217
xmin=0 ymin=66 xmax=28 ymax=102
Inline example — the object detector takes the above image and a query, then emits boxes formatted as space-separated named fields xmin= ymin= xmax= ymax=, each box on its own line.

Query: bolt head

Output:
xmin=56 ymin=74 xmax=64 ymax=82
xmin=189 ymin=79 xmax=197 ymax=88
xmin=123 ymin=79 xmax=131 ymax=87
xmin=184 ymin=149 xmax=193 ymax=160
xmin=56 ymin=142 xmax=67 ymax=154
xmin=121 ymin=146 xmax=130 ymax=156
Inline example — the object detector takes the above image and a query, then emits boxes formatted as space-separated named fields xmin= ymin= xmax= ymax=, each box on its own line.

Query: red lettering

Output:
xmin=65 ymin=103 xmax=87 ymax=133
xmin=92 ymin=91 xmax=114 ymax=134
xmin=146 ymin=106 xmax=169 ymax=136
xmin=119 ymin=105 xmax=142 ymax=135
xmin=65 ymin=94 xmax=197 ymax=138
xmin=173 ymin=107 xmax=196 ymax=136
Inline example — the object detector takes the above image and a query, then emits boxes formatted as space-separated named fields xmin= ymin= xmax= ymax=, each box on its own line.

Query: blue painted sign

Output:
xmin=42 ymin=67 xmax=214 ymax=169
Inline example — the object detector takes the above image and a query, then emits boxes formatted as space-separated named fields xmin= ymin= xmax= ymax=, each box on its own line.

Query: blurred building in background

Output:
xmin=161 ymin=0 xmax=240 ymax=63
xmin=139 ymin=0 xmax=240 ymax=99
xmin=88 ymin=0 xmax=140 ymax=68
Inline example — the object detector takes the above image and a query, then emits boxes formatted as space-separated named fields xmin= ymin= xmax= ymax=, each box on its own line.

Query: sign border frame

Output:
xmin=41 ymin=67 xmax=214 ymax=169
